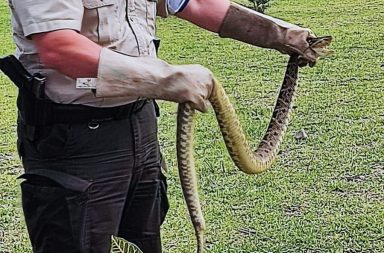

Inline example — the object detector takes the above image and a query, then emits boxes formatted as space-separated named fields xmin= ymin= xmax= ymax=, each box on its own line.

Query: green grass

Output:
xmin=1 ymin=0 xmax=383 ymax=252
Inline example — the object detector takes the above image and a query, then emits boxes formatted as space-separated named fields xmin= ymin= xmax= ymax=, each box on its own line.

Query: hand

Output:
xmin=280 ymin=27 xmax=318 ymax=66
xmin=173 ymin=64 xmax=214 ymax=113
xmin=96 ymin=48 xmax=214 ymax=111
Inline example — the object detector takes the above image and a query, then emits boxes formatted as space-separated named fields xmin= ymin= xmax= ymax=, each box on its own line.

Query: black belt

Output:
xmin=52 ymin=100 xmax=147 ymax=123
xmin=20 ymin=99 xmax=148 ymax=126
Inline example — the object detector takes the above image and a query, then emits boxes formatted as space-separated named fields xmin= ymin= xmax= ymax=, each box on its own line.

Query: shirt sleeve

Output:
xmin=157 ymin=0 xmax=190 ymax=17
xmin=167 ymin=0 xmax=190 ymax=14
xmin=12 ymin=0 xmax=84 ymax=37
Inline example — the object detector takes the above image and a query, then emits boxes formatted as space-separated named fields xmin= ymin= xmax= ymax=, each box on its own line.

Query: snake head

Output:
xmin=299 ymin=35 xmax=333 ymax=67
xmin=308 ymin=35 xmax=334 ymax=57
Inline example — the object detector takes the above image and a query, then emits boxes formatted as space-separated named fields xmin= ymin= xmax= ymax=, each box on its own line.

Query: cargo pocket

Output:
xmin=82 ymin=0 xmax=121 ymax=43
xmin=21 ymin=182 xmax=86 ymax=252
xmin=21 ymin=181 xmax=72 ymax=252
xmin=20 ymin=171 xmax=92 ymax=253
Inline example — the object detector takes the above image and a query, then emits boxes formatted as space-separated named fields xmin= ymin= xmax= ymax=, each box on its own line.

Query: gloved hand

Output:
xmin=280 ymin=27 xmax=317 ymax=62
xmin=170 ymin=64 xmax=214 ymax=112
xmin=95 ymin=48 xmax=214 ymax=112
xmin=219 ymin=3 xmax=317 ymax=64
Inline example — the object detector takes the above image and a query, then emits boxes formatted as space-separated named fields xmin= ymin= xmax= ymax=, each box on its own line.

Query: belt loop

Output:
xmin=132 ymin=99 xmax=149 ymax=113
xmin=153 ymin=100 xmax=160 ymax=117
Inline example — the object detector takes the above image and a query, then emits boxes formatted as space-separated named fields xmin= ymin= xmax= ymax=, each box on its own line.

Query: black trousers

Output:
xmin=17 ymin=101 xmax=169 ymax=253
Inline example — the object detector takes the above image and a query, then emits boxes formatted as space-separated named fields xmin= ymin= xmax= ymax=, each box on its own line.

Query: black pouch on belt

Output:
xmin=0 ymin=55 xmax=51 ymax=126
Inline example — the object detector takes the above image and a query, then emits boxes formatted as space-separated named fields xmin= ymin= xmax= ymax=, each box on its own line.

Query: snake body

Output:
xmin=176 ymin=37 xmax=332 ymax=253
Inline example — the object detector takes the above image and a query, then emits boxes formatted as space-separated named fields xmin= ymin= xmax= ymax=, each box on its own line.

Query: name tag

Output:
xmin=76 ymin=78 xmax=97 ymax=89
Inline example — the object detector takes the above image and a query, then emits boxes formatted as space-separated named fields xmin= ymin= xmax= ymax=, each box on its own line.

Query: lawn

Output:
xmin=1 ymin=0 xmax=383 ymax=252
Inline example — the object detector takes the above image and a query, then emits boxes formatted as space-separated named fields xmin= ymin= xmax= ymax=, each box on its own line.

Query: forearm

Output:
xmin=178 ymin=1 xmax=316 ymax=62
xmin=176 ymin=0 xmax=230 ymax=32
xmin=30 ymin=29 xmax=213 ymax=112
xmin=32 ymin=30 xmax=101 ymax=79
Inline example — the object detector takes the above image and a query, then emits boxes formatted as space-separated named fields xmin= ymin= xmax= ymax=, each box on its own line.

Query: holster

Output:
xmin=0 ymin=55 xmax=51 ymax=126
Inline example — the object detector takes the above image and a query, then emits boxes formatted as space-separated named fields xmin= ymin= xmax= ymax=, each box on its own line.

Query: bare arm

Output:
xmin=34 ymin=0 xmax=229 ymax=77
xmin=32 ymin=30 xmax=101 ymax=79
xmin=176 ymin=0 xmax=230 ymax=32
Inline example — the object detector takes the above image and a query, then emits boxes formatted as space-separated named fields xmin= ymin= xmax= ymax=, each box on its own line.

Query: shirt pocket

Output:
xmin=82 ymin=0 xmax=121 ymax=44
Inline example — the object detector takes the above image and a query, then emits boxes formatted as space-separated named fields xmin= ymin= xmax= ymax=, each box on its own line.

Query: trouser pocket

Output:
xmin=21 ymin=180 xmax=86 ymax=253
xmin=20 ymin=170 xmax=91 ymax=253
xmin=20 ymin=170 xmax=132 ymax=253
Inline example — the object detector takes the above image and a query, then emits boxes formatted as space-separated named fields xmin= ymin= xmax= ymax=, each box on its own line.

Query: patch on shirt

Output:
xmin=76 ymin=78 xmax=96 ymax=89
xmin=168 ymin=0 xmax=190 ymax=14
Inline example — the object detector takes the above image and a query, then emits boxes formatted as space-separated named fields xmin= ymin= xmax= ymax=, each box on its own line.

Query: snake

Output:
xmin=176 ymin=36 xmax=332 ymax=253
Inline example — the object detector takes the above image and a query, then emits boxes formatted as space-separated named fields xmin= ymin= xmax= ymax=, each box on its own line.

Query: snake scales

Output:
xmin=176 ymin=36 xmax=332 ymax=253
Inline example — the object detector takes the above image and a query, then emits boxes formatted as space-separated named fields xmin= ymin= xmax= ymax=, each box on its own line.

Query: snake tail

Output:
xmin=176 ymin=103 xmax=206 ymax=253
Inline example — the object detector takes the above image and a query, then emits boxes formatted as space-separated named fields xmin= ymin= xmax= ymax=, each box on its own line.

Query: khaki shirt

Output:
xmin=9 ymin=0 xmax=176 ymax=107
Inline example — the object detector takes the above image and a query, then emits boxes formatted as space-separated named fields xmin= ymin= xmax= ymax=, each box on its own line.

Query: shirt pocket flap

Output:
xmin=83 ymin=0 xmax=115 ymax=9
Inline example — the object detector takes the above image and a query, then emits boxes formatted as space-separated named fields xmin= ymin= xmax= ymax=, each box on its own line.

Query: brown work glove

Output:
xmin=95 ymin=48 xmax=214 ymax=112
xmin=219 ymin=3 xmax=317 ymax=64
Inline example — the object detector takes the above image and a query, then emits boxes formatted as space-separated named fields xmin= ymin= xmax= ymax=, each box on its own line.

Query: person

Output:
xmin=5 ymin=0 xmax=319 ymax=252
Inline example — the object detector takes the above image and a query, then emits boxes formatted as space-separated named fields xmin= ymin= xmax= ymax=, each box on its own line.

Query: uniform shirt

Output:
xmin=9 ymin=0 xmax=189 ymax=107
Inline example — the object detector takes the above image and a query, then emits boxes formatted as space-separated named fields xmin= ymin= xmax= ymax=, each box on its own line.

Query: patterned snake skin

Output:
xmin=176 ymin=36 xmax=332 ymax=253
